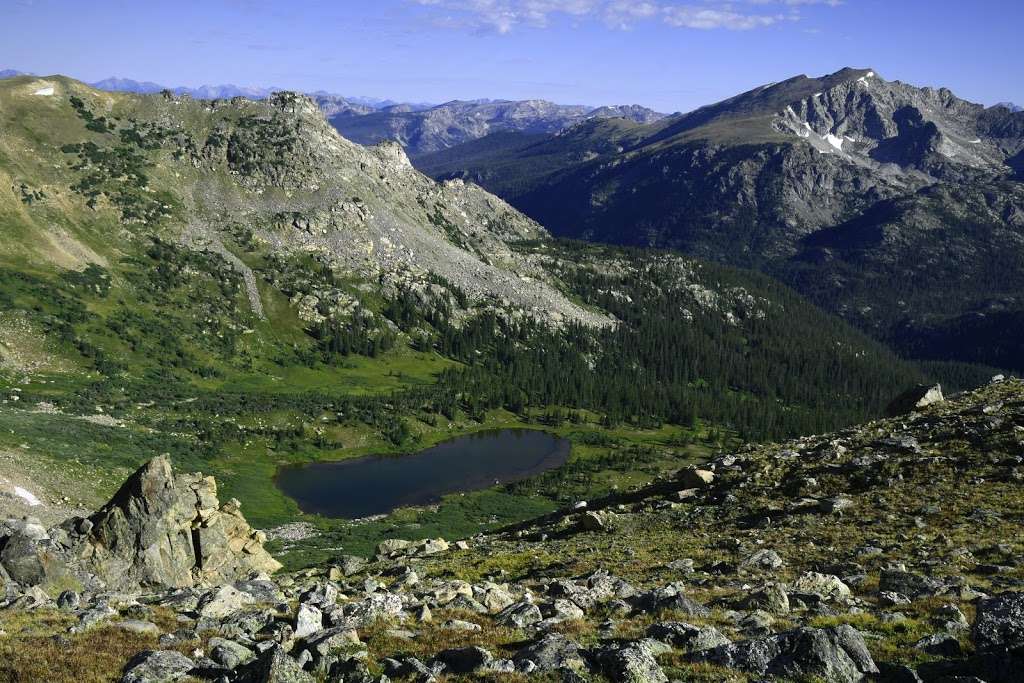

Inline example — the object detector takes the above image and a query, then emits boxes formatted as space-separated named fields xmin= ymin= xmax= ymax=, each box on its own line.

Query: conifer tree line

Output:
xmin=308 ymin=241 xmax=936 ymax=441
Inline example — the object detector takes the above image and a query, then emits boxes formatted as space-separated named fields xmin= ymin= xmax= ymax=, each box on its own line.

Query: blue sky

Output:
xmin=2 ymin=0 xmax=1021 ymax=112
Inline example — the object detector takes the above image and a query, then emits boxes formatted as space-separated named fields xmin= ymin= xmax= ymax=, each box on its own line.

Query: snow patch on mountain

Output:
xmin=13 ymin=486 xmax=41 ymax=506
xmin=824 ymin=133 xmax=844 ymax=151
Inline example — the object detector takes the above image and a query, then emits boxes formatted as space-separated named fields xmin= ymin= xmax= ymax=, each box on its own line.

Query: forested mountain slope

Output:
xmin=420 ymin=68 xmax=1024 ymax=370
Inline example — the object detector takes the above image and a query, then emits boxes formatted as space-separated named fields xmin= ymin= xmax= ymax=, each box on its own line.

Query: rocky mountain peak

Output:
xmin=771 ymin=68 xmax=1015 ymax=178
xmin=372 ymin=138 xmax=414 ymax=172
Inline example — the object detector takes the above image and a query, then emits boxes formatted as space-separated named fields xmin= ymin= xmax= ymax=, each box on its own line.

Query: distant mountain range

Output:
xmin=996 ymin=101 xmax=1023 ymax=113
xmin=0 ymin=69 xmax=430 ymax=112
xmin=78 ymin=75 xmax=669 ymax=158
xmin=327 ymin=99 xmax=668 ymax=157
xmin=419 ymin=68 xmax=1024 ymax=370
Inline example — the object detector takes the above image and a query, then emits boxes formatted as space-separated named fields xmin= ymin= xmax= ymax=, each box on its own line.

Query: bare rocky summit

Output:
xmin=0 ymin=75 xmax=607 ymax=331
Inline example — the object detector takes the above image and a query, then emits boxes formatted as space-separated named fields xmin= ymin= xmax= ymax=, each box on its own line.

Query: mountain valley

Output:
xmin=0 ymin=64 xmax=1021 ymax=683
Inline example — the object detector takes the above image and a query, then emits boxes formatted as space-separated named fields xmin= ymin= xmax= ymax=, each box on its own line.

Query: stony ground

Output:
xmin=2 ymin=378 xmax=1023 ymax=682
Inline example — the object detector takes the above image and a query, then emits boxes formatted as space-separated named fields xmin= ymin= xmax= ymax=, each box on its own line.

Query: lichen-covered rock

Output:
xmin=235 ymin=644 xmax=315 ymax=683
xmin=791 ymin=572 xmax=852 ymax=600
xmin=497 ymin=600 xmax=542 ymax=628
xmin=646 ymin=621 xmax=731 ymax=653
xmin=513 ymin=633 xmax=589 ymax=673
xmin=594 ymin=643 xmax=668 ymax=683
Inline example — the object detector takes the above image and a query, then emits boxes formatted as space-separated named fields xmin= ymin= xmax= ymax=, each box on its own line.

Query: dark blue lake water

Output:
xmin=275 ymin=429 xmax=570 ymax=519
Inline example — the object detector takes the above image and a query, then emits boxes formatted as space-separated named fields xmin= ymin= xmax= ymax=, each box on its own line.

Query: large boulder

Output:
xmin=120 ymin=650 xmax=195 ymax=683
xmin=878 ymin=569 xmax=943 ymax=599
xmin=435 ymin=646 xmax=493 ymax=674
xmin=594 ymin=643 xmax=668 ymax=683
xmin=632 ymin=583 xmax=710 ymax=616
xmin=0 ymin=519 xmax=74 ymax=589
xmin=885 ymin=384 xmax=944 ymax=416
xmin=236 ymin=645 xmax=315 ymax=683
xmin=646 ymin=621 xmax=730 ymax=653
xmin=694 ymin=625 xmax=878 ymax=683
xmin=791 ymin=572 xmax=852 ymax=600
xmin=514 ymin=633 xmax=589 ymax=674
xmin=70 ymin=456 xmax=281 ymax=590
xmin=973 ymin=592 xmax=1024 ymax=653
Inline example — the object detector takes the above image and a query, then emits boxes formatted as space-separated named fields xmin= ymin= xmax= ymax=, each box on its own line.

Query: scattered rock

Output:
xmin=514 ymin=633 xmax=588 ymax=673
xmin=497 ymin=600 xmax=543 ymax=628
xmin=879 ymin=569 xmax=942 ymax=599
xmin=646 ymin=621 xmax=731 ymax=653
xmin=913 ymin=632 xmax=963 ymax=657
xmin=677 ymin=467 xmax=715 ymax=489
xmin=743 ymin=582 xmax=790 ymax=614
xmin=198 ymin=585 xmax=255 ymax=619
xmin=435 ymin=646 xmax=493 ymax=674
xmin=595 ymin=643 xmax=668 ymax=683
xmin=741 ymin=549 xmax=784 ymax=571
xmin=209 ymin=637 xmax=256 ymax=669
xmin=579 ymin=511 xmax=605 ymax=532
xmin=236 ymin=644 xmax=315 ymax=683
xmin=294 ymin=602 xmax=322 ymax=639
xmin=791 ymin=572 xmax=852 ymax=600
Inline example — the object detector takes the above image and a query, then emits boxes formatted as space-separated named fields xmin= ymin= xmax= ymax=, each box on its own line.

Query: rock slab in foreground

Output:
xmin=694 ymin=624 xmax=878 ymax=683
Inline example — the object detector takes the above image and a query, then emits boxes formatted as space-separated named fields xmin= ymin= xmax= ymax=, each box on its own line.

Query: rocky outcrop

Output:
xmin=0 ymin=456 xmax=280 ymax=593
xmin=72 ymin=455 xmax=281 ymax=590
xmin=885 ymin=384 xmax=945 ymax=416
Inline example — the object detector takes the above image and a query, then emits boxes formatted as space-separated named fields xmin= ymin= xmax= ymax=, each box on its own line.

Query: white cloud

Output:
xmin=662 ymin=6 xmax=781 ymax=30
xmin=412 ymin=0 xmax=842 ymax=33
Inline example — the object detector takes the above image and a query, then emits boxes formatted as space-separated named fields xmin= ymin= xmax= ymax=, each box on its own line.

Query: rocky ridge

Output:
xmin=0 ymin=75 xmax=607 ymax=329
xmin=2 ymin=378 xmax=1023 ymax=681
